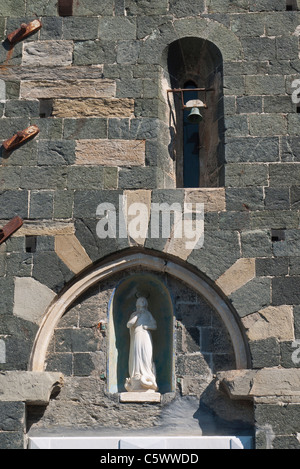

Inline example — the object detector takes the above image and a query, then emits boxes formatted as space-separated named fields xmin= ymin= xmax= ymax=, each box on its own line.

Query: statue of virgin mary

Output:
xmin=125 ymin=296 xmax=158 ymax=392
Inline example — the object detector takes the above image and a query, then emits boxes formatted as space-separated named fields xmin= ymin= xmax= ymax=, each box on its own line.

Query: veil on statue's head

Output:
xmin=136 ymin=296 xmax=148 ymax=309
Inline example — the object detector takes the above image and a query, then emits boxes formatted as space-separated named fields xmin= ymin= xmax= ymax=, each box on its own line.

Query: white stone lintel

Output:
xmin=119 ymin=392 xmax=161 ymax=403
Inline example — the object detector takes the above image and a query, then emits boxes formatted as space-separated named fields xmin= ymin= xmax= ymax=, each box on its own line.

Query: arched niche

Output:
xmin=108 ymin=272 xmax=174 ymax=394
xmin=163 ymin=36 xmax=225 ymax=188
xmin=29 ymin=251 xmax=251 ymax=372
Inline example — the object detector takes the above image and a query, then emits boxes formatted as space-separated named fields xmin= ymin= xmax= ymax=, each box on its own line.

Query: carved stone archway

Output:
xmin=29 ymin=250 xmax=250 ymax=372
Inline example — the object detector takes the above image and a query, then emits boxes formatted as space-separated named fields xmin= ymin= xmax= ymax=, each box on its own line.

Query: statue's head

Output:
xmin=136 ymin=296 xmax=148 ymax=310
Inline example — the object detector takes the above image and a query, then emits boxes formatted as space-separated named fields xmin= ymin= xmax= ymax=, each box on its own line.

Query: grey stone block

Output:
xmin=0 ymin=118 xmax=30 ymax=141
xmin=264 ymin=96 xmax=294 ymax=114
xmin=169 ymin=0 xmax=205 ymax=17
xmin=187 ymin=230 xmax=241 ymax=281
xmin=249 ymin=0 xmax=285 ymax=10
xmin=237 ymin=96 xmax=262 ymax=114
xmin=63 ymin=17 xmax=99 ymax=40
xmin=63 ymin=118 xmax=107 ymax=140
xmin=230 ymin=277 xmax=271 ymax=317
xmin=125 ymin=0 xmax=169 ymax=15
xmin=225 ymin=187 xmax=264 ymax=211
xmin=6 ymin=252 xmax=33 ymax=277
xmin=250 ymin=337 xmax=280 ymax=369
xmin=280 ymin=341 xmax=300 ymax=368
xmin=230 ymin=13 xmax=265 ymax=36
xmin=256 ymin=258 xmax=289 ymax=277
xmin=0 ymin=402 xmax=25 ymax=432
xmin=245 ymin=75 xmax=286 ymax=95
xmin=207 ymin=0 xmax=248 ymax=12
xmin=108 ymin=118 xmax=130 ymax=139
xmin=0 ymin=167 xmax=21 ymax=190
xmin=276 ymin=36 xmax=299 ymax=61
xmin=249 ymin=114 xmax=287 ymax=137
xmin=46 ymin=353 xmax=73 ymax=376
xmin=99 ymin=17 xmax=136 ymax=41
xmin=32 ymin=252 xmax=73 ymax=293
xmin=118 ymin=167 xmax=159 ymax=189
xmin=29 ymin=191 xmax=54 ymax=219
xmin=225 ymin=115 xmax=249 ymax=137
xmin=117 ymin=41 xmax=141 ymax=65
xmin=40 ymin=17 xmax=63 ymax=40
xmin=269 ymin=164 xmax=300 ymax=186
xmin=0 ymin=431 xmax=24 ymax=449
xmin=31 ymin=118 xmax=63 ymax=140
xmin=38 ymin=140 xmax=75 ymax=166
xmin=223 ymin=75 xmax=245 ymax=96
xmin=219 ymin=211 xmax=250 ymax=230
xmin=73 ymin=41 xmax=116 ymax=66
xmin=67 ymin=167 xmax=104 ymax=190
xmin=20 ymin=167 xmax=67 ymax=190
xmin=241 ymin=230 xmax=272 ymax=258
xmin=26 ymin=0 xmax=58 ymax=15
xmin=176 ymin=354 xmax=211 ymax=376
xmin=225 ymin=163 xmax=268 ymax=187
xmin=272 ymin=277 xmax=300 ymax=305
xmin=255 ymin=403 xmax=300 ymax=436
xmin=5 ymin=99 xmax=40 ymax=118
xmin=281 ymin=137 xmax=300 ymax=162
xmin=73 ymin=0 xmax=113 ymax=16
xmin=264 ymin=188 xmax=290 ymax=210
xmin=54 ymin=190 xmax=74 ymax=219
xmin=251 ymin=211 xmax=298 ymax=230
xmin=225 ymin=137 xmax=279 ymax=163
xmin=0 ymin=190 xmax=28 ymax=219
xmin=242 ymin=37 xmax=276 ymax=61
xmin=73 ymin=353 xmax=95 ymax=376
xmin=0 ymin=0 xmax=26 ymax=16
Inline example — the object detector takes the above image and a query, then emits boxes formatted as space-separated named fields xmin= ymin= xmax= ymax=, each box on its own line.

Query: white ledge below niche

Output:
xmin=119 ymin=392 xmax=161 ymax=403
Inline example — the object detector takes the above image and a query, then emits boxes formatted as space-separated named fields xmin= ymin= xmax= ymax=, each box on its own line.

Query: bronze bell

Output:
xmin=187 ymin=107 xmax=203 ymax=124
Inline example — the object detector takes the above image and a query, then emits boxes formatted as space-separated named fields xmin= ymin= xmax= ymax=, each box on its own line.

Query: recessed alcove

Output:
xmin=162 ymin=37 xmax=225 ymax=188
xmin=107 ymin=272 xmax=175 ymax=395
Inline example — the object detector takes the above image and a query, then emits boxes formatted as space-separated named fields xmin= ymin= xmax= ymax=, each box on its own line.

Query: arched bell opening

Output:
xmin=163 ymin=37 xmax=225 ymax=189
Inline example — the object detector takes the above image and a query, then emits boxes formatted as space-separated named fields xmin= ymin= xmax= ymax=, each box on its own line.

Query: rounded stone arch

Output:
xmin=29 ymin=249 xmax=251 ymax=372
xmin=138 ymin=17 xmax=244 ymax=66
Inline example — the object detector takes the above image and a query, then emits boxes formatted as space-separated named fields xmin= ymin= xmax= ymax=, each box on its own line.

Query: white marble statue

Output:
xmin=125 ymin=296 xmax=158 ymax=393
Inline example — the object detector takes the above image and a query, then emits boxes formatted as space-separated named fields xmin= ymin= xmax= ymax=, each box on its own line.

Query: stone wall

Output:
xmin=0 ymin=0 xmax=300 ymax=450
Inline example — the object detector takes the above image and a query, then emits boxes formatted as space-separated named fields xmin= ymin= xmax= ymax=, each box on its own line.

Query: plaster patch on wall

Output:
xmin=13 ymin=277 xmax=56 ymax=325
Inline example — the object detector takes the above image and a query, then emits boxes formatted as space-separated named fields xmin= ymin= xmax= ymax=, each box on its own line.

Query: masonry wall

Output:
xmin=0 ymin=0 xmax=300 ymax=450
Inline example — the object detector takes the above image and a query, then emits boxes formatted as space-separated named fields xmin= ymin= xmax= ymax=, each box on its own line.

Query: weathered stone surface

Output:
xmin=0 ymin=66 xmax=104 ymax=82
xmin=14 ymin=221 xmax=74 ymax=237
xmin=218 ymin=367 xmax=300 ymax=400
xmin=22 ymin=41 xmax=73 ymax=67
xmin=184 ymin=188 xmax=226 ymax=212
xmin=216 ymin=258 xmax=256 ymax=297
xmin=52 ymin=98 xmax=134 ymax=118
xmin=242 ymin=305 xmax=294 ymax=341
xmin=75 ymin=139 xmax=145 ymax=166
xmin=230 ymin=277 xmax=271 ymax=317
xmin=0 ymin=372 xmax=63 ymax=404
xmin=55 ymin=234 xmax=92 ymax=274
xmin=20 ymin=80 xmax=116 ymax=99
xmin=13 ymin=277 xmax=56 ymax=325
